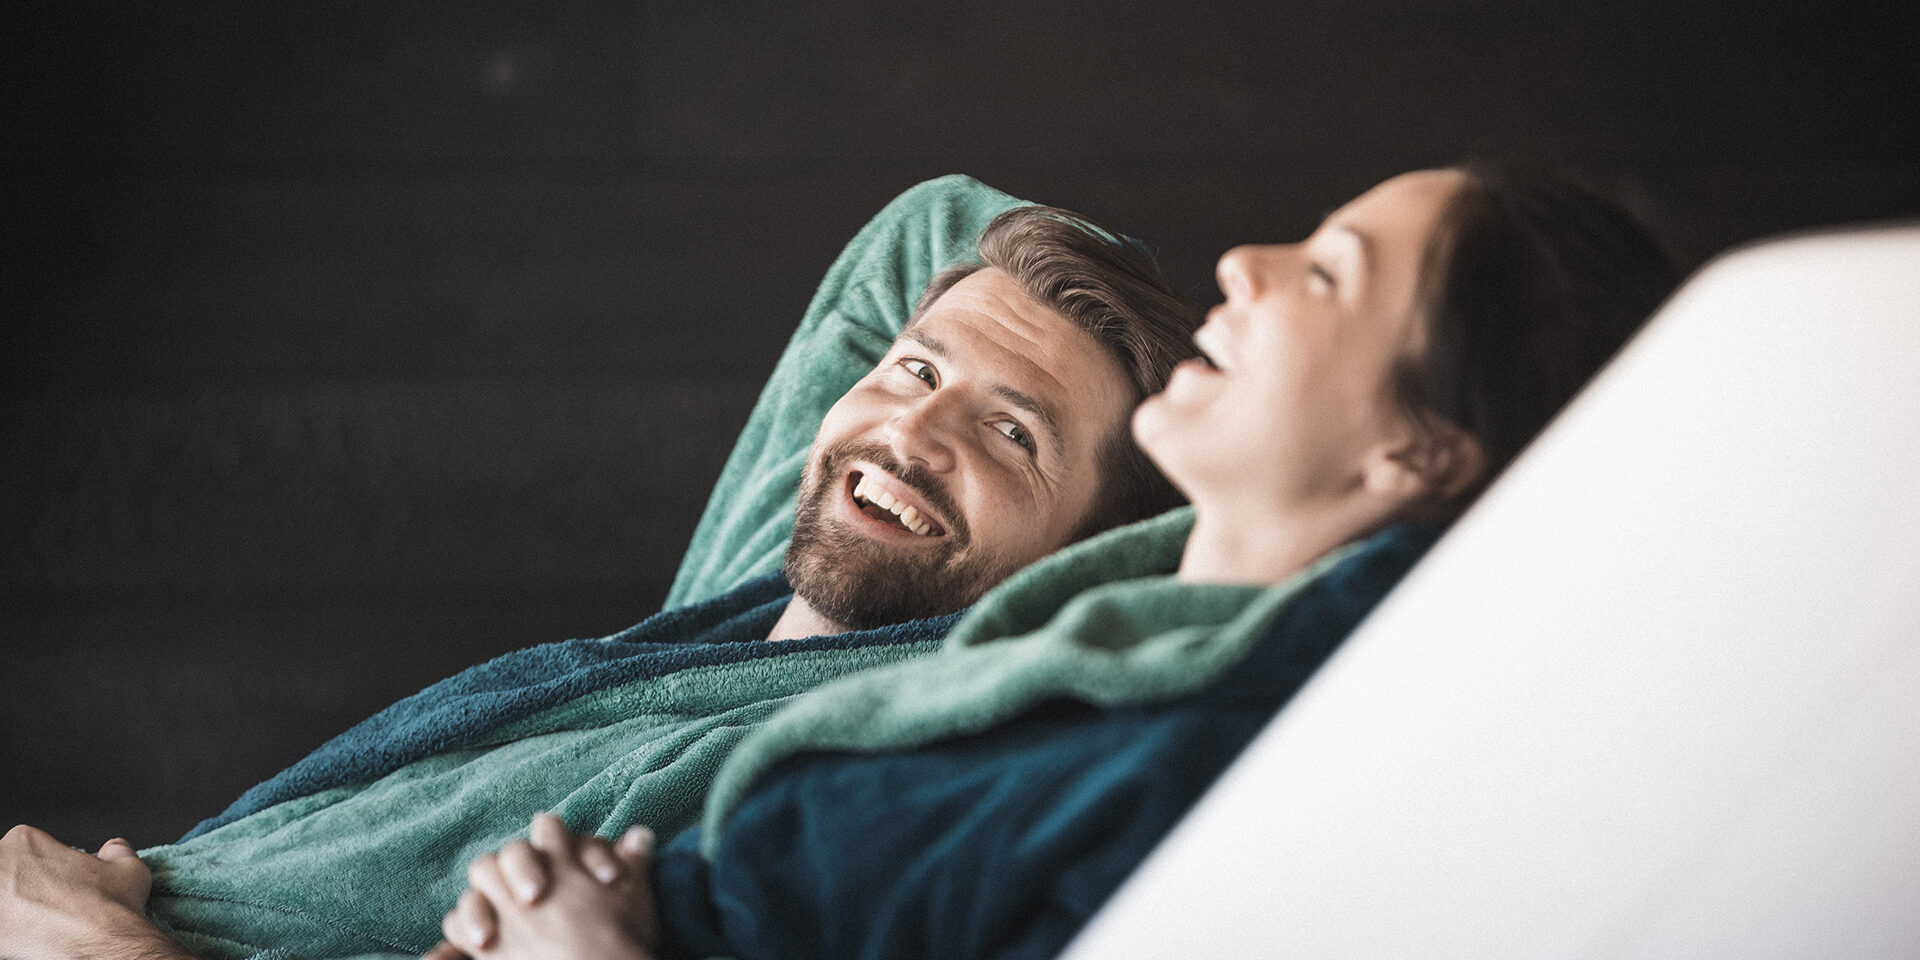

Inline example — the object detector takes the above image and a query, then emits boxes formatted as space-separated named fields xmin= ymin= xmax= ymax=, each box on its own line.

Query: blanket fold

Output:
xmin=186 ymin=575 xmax=792 ymax=839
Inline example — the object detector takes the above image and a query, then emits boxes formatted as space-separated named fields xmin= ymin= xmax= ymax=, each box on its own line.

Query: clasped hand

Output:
xmin=424 ymin=812 xmax=660 ymax=960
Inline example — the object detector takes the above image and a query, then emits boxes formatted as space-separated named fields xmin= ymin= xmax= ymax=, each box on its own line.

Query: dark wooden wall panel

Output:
xmin=5 ymin=0 xmax=1916 ymax=846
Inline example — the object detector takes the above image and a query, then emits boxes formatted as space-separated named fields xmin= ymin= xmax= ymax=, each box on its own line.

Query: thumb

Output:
xmin=97 ymin=837 xmax=139 ymax=862
xmin=94 ymin=837 xmax=153 ymax=909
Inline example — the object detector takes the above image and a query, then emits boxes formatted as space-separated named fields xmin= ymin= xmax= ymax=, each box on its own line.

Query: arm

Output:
xmin=664 ymin=175 xmax=1025 ymax=608
xmin=0 ymin=825 xmax=195 ymax=960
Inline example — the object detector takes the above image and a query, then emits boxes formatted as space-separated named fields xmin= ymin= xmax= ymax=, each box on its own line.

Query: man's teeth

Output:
xmin=852 ymin=475 xmax=937 ymax=536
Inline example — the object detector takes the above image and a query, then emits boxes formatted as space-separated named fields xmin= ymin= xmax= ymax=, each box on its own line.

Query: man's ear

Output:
xmin=1361 ymin=422 xmax=1485 ymax=510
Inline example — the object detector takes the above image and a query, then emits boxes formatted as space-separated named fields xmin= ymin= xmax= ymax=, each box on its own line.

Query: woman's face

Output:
xmin=1133 ymin=169 xmax=1467 ymax=518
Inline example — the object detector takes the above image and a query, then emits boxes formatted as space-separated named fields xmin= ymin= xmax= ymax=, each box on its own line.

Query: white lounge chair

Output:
xmin=1065 ymin=223 xmax=1920 ymax=959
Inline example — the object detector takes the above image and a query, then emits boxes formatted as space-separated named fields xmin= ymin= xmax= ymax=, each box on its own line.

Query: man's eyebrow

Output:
xmin=898 ymin=327 xmax=949 ymax=356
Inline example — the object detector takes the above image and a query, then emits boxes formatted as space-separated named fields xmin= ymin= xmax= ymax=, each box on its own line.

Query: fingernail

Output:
xmin=625 ymin=825 xmax=655 ymax=853
xmin=593 ymin=862 xmax=620 ymax=883
xmin=514 ymin=879 xmax=540 ymax=903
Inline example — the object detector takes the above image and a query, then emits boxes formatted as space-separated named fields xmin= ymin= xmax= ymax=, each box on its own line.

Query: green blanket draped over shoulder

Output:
xmin=696 ymin=507 xmax=1368 ymax=854
xmin=135 ymin=175 xmax=1024 ymax=960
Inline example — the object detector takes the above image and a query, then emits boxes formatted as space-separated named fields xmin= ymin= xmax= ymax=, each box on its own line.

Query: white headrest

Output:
xmin=1066 ymin=224 xmax=1920 ymax=959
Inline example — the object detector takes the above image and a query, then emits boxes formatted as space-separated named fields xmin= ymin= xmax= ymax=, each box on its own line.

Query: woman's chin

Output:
xmin=1131 ymin=398 xmax=1196 ymax=491
xmin=1130 ymin=396 xmax=1171 ymax=455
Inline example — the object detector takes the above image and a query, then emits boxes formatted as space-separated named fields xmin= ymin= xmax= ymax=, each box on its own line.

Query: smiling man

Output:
xmin=0 ymin=177 xmax=1200 ymax=960
xmin=774 ymin=209 xmax=1190 ymax=639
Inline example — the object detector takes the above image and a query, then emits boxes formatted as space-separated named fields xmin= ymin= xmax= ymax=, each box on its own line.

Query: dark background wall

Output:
xmin=5 ymin=1 xmax=1915 ymax=848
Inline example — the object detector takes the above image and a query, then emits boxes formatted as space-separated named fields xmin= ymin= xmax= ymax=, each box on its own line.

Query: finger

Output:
xmin=464 ymin=852 xmax=515 ymax=916
xmin=527 ymin=811 xmax=576 ymax=858
xmin=615 ymin=824 xmax=656 ymax=863
xmin=442 ymin=888 xmax=496 ymax=953
xmin=495 ymin=839 xmax=549 ymax=905
xmin=3 ymin=823 xmax=57 ymax=846
xmin=421 ymin=939 xmax=469 ymax=960
xmin=576 ymin=835 xmax=623 ymax=884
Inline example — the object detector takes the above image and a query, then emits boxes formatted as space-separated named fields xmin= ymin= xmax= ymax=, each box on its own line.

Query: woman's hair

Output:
xmin=1397 ymin=160 xmax=1683 ymax=519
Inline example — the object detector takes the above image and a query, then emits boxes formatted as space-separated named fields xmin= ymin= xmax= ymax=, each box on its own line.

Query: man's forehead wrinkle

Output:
xmin=918 ymin=291 xmax=1073 ymax=386
xmin=940 ymin=310 xmax=1076 ymax=425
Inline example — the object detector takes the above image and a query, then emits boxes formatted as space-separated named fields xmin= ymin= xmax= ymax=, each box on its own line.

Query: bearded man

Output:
xmin=0 ymin=175 xmax=1198 ymax=960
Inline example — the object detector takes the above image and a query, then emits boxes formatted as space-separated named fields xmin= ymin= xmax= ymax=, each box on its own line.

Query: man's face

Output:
xmin=787 ymin=267 xmax=1135 ymax=629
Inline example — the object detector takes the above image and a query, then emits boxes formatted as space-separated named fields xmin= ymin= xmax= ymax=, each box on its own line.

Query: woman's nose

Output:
xmin=1215 ymin=244 xmax=1282 ymax=301
xmin=885 ymin=394 xmax=960 ymax=474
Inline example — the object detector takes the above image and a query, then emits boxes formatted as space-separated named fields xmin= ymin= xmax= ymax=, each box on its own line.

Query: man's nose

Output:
xmin=885 ymin=393 xmax=961 ymax=474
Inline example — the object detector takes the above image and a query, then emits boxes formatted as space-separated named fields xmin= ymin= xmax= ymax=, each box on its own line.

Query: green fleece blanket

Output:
xmin=699 ymin=506 xmax=1366 ymax=853
xmin=145 ymin=627 xmax=936 ymax=959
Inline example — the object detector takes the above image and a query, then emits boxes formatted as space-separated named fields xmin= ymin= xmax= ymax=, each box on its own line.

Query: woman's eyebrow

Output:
xmin=1326 ymin=224 xmax=1371 ymax=266
xmin=1324 ymin=224 xmax=1372 ymax=297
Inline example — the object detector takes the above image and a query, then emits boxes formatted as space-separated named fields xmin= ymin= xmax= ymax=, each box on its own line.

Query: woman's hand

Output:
xmin=425 ymin=812 xmax=659 ymax=960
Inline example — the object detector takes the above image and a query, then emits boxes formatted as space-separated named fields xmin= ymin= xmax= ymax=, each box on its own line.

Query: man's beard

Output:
xmin=785 ymin=440 xmax=1013 ymax=632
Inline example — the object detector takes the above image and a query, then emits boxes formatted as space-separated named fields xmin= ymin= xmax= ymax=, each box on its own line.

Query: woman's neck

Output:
xmin=1177 ymin=500 xmax=1364 ymax=586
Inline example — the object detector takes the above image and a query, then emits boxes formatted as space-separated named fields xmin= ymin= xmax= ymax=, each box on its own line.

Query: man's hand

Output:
xmin=0 ymin=824 xmax=191 ymax=960
xmin=424 ymin=812 xmax=658 ymax=960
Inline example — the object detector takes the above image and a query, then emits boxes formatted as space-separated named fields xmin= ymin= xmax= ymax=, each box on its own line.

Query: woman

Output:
xmin=431 ymin=162 xmax=1680 ymax=960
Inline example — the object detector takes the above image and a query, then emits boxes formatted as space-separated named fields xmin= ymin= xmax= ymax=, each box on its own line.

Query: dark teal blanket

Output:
xmin=183 ymin=574 xmax=959 ymax=840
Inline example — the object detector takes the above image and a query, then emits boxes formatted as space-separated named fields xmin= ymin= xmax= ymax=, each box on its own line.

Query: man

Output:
xmin=0 ymin=176 xmax=1198 ymax=959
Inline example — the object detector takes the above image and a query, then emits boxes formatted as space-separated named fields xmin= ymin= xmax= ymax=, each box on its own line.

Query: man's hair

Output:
xmin=1397 ymin=159 xmax=1683 ymax=520
xmin=910 ymin=205 xmax=1200 ymax=538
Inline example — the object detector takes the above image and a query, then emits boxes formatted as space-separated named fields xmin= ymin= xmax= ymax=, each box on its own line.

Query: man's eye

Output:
xmin=1308 ymin=262 xmax=1336 ymax=291
xmin=900 ymin=358 xmax=937 ymax=387
xmin=993 ymin=420 xmax=1035 ymax=452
